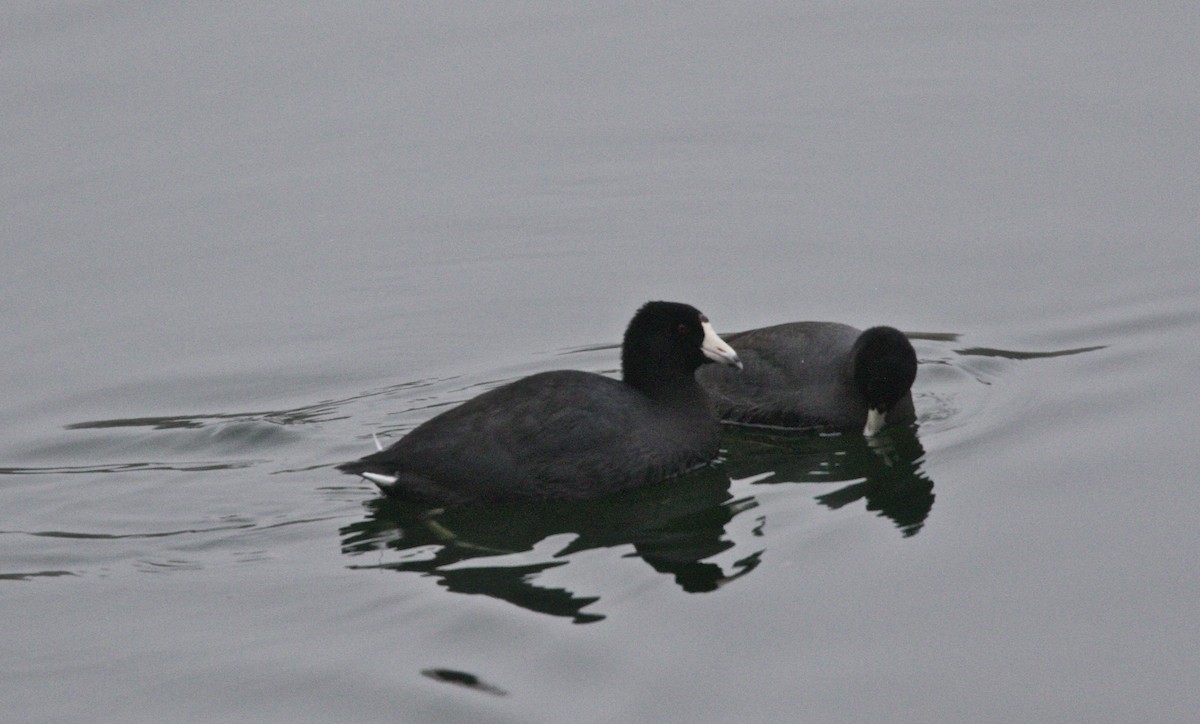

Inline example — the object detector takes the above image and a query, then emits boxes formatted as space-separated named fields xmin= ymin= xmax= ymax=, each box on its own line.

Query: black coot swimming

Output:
xmin=695 ymin=322 xmax=917 ymax=435
xmin=338 ymin=301 xmax=742 ymax=505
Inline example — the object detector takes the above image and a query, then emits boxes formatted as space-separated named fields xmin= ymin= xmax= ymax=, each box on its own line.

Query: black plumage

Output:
xmin=696 ymin=322 xmax=917 ymax=434
xmin=338 ymin=301 xmax=741 ymax=505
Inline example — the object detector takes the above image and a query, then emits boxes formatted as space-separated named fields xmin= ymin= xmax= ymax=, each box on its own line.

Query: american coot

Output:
xmin=695 ymin=322 xmax=917 ymax=435
xmin=338 ymin=301 xmax=743 ymax=505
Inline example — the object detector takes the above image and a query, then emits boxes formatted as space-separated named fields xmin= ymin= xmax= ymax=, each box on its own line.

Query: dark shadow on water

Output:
xmin=953 ymin=344 xmax=1105 ymax=360
xmin=421 ymin=668 xmax=508 ymax=697
xmin=340 ymin=466 xmax=750 ymax=623
xmin=0 ymin=461 xmax=255 ymax=475
xmin=338 ymin=425 xmax=934 ymax=623
xmin=0 ymin=570 xmax=78 ymax=582
xmin=720 ymin=425 xmax=935 ymax=538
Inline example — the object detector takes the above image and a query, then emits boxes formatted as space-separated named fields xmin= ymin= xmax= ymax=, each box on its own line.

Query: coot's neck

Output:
xmin=622 ymin=364 xmax=707 ymax=406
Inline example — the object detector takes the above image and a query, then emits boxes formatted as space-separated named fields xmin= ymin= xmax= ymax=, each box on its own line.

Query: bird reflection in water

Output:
xmin=340 ymin=465 xmax=757 ymax=624
xmin=339 ymin=425 xmax=933 ymax=622
xmin=721 ymin=424 xmax=935 ymax=537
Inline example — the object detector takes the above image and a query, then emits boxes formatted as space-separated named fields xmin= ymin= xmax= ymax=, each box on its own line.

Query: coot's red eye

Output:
xmin=678 ymin=324 xmax=689 ymax=334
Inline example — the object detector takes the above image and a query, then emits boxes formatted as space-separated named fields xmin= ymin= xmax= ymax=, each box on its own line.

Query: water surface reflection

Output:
xmin=722 ymin=426 xmax=935 ymax=537
xmin=340 ymin=425 xmax=934 ymax=622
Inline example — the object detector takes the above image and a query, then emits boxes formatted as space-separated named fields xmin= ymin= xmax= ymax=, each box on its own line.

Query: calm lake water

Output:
xmin=4 ymin=3 xmax=1198 ymax=722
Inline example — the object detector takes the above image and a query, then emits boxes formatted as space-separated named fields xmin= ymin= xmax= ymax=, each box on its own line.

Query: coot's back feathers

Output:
xmin=696 ymin=322 xmax=916 ymax=435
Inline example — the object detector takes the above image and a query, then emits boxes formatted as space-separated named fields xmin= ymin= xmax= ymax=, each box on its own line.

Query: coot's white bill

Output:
xmin=701 ymin=320 xmax=742 ymax=370
xmin=864 ymin=407 xmax=887 ymax=436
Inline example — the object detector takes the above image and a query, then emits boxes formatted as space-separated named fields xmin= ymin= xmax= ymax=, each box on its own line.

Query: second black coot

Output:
xmin=338 ymin=301 xmax=742 ymax=505
xmin=695 ymin=322 xmax=917 ymax=435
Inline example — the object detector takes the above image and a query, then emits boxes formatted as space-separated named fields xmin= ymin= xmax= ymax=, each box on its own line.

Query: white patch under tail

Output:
xmin=361 ymin=471 xmax=398 ymax=487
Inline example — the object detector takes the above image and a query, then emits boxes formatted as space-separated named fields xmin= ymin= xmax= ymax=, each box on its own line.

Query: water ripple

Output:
xmin=0 ymin=461 xmax=258 ymax=475
xmin=0 ymin=522 xmax=256 ymax=540
xmin=0 ymin=570 xmax=77 ymax=582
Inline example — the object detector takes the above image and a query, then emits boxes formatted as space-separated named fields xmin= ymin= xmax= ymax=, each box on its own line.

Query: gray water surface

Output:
xmin=3 ymin=3 xmax=1198 ymax=722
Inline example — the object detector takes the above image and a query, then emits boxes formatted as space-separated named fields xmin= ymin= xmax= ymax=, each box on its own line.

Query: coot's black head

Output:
xmin=851 ymin=326 xmax=918 ymax=434
xmin=621 ymin=301 xmax=741 ymax=393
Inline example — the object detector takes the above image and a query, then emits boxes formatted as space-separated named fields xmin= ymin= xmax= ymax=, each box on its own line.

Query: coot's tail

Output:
xmin=336 ymin=434 xmax=399 ymax=487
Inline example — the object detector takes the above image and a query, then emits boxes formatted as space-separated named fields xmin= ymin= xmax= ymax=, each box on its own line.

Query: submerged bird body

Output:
xmin=696 ymin=322 xmax=917 ymax=435
xmin=338 ymin=301 xmax=741 ymax=505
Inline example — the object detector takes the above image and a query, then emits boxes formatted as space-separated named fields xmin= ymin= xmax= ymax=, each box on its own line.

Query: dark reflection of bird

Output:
xmin=719 ymin=425 xmax=935 ymax=537
xmin=337 ymin=424 xmax=933 ymax=623
xmin=338 ymin=465 xmax=760 ymax=624
xmin=697 ymin=322 xmax=917 ymax=435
